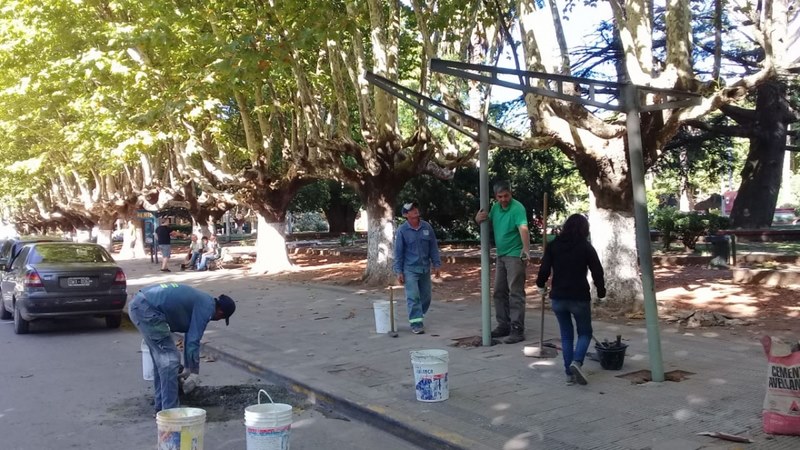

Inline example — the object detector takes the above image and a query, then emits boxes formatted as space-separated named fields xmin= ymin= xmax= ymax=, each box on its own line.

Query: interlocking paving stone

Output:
xmin=120 ymin=258 xmax=800 ymax=450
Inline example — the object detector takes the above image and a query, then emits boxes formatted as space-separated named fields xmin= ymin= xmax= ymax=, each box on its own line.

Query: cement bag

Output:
xmin=761 ymin=335 xmax=800 ymax=435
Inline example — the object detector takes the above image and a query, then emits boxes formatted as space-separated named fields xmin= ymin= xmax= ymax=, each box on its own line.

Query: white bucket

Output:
xmin=410 ymin=349 xmax=449 ymax=402
xmin=244 ymin=389 xmax=293 ymax=450
xmin=141 ymin=340 xmax=154 ymax=381
xmin=156 ymin=407 xmax=206 ymax=450
xmin=372 ymin=300 xmax=397 ymax=334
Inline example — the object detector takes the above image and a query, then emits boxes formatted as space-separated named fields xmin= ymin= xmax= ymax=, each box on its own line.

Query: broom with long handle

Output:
xmin=388 ymin=286 xmax=398 ymax=338
xmin=526 ymin=193 xmax=557 ymax=358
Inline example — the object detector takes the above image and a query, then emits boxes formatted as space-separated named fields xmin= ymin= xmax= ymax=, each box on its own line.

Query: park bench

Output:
xmin=697 ymin=228 xmax=800 ymax=267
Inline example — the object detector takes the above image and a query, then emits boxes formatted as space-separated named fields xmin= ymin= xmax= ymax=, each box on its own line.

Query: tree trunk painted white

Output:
xmin=96 ymin=228 xmax=113 ymax=251
xmin=94 ymin=217 xmax=115 ymax=251
xmin=362 ymin=203 xmax=395 ymax=286
xmin=196 ymin=224 xmax=213 ymax=238
xmin=679 ymin=149 xmax=692 ymax=211
xmin=204 ymin=216 xmax=217 ymax=237
xmin=250 ymin=213 xmax=292 ymax=274
xmin=679 ymin=190 xmax=691 ymax=212
xmin=778 ymin=150 xmax=793 ymax=206
xmin=588 ymin=205 xmax=644 ymax=312
xmin=120 ymin=221 xmax=147 ymax=259
xmin=190 ymin=220 xmax=205 ymax=239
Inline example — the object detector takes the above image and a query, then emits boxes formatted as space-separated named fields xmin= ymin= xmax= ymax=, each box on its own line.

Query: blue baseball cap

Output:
xmin=216 ymin=294 xmax=236 ymax=325
xmin=401 ymin=202 xmax=418 ymax=215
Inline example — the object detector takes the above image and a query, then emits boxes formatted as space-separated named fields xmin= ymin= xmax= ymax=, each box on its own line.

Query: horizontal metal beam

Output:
xmin=432 ymin=61 xmax=624 ymax=112
xmin=430 ymin=59 xmax=702 ymax=112
xmin=365 ymin=72 xmax=523 ymax=148
xmin=431 ymin=59 xmax=623 ymax=90
xmin=639 ymin=98 xmax=703 ymax=112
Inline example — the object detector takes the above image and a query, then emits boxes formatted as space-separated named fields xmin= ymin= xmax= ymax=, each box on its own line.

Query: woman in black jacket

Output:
xmin=536 ymin=214 xmax=606 ymax=385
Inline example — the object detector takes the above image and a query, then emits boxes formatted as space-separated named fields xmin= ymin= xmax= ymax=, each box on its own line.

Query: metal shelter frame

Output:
xmin=368 ymin=59 xmax=702 ymax=382
xmin=364 ymin=72 xmax=523 ymax=148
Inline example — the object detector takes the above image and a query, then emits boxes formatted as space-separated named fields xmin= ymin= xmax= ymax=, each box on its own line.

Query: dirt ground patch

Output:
xmin=107 ymin=385 xmax=303 ymax=422
xmin=264 ymin=253 xmax=799 ymax=336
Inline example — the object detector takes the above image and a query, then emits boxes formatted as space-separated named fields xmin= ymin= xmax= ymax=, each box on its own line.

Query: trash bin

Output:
xmin=705 ymin=235 xmax=730 ymax=262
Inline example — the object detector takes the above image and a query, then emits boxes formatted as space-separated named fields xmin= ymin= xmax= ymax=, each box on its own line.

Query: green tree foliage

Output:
xmin=488 ymin=148 xmax=577 ymax=224
xmin=651 ymin=207 xmax=731 ymax=251
xmin=397 ymin=166 xmax=480 ymax=240
xmin=395 ymin=147 xmax=579 ymax=241
xmin=650 ymin=115 xmax=738 ymax=201
xmin=291 ymin=180 xmax=362 ymax=234
xmin=290 ymin=182 xmax=333 ymax=214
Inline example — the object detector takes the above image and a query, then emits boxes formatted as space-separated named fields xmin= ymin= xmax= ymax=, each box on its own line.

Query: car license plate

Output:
xmin=67 ymin=277 xmax=92 ymax=287
xmin=66 ymin=298 xmax=97 ymax=304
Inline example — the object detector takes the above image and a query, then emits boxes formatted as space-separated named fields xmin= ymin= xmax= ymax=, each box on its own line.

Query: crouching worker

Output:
xmin=128 ymin=283 xmax=236 ymax=414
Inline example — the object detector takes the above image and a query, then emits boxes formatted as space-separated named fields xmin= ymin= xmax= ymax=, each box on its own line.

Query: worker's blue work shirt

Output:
xmin=139 ymin=283 xmax=215 ymax=373
xmin=393 ymin=220 xmax=441 ymax=274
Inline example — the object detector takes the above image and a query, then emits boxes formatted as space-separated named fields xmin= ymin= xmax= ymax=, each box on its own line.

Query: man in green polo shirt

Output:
xmin=475 ymin=181 xmax=530 ymax=344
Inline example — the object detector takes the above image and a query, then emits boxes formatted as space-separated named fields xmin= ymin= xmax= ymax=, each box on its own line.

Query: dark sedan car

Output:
xmin=0 ymin=236 xmax=67 ymax=270
xmin=0 ymin=242 xmax=127 ymax=334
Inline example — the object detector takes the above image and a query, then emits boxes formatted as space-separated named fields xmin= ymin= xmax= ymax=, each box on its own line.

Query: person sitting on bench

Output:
xmin=181 ymin=235 xmax=206 ymax=270
xmin=196 ymin=235 xmax=219 ymax=271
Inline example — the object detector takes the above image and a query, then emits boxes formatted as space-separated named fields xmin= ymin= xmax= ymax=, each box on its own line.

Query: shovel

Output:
xmin=388 ymin=286 xmax=398 ymax=338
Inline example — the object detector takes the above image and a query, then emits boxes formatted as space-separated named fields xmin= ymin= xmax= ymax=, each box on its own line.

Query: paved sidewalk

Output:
xmin=119 ymin=256 xmax=799 ymax=450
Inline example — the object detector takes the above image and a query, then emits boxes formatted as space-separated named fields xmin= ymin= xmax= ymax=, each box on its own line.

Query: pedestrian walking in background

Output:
xmin=128 ymin=283 xmax=236 ymax=414
xmin=154 ymin=219 xmax=172 ymax=272
xmin=393 ymin=202 xmax=442 ymax=335
xmin=474 ymin=181 xmax=530 ymax=344
xmin=536 ymin=214 xmax=605 ymax=385
xmin=127 ymin=224 xmax=137 ymax=249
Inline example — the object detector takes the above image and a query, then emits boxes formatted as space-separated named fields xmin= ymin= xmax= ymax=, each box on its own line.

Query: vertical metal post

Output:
xmin=225 ymin=211 xmax=232 ymax=243
xmin=623 ymin=84 xmax=664 ymax=382
xmin=727 ymin=147 xmax=734 ymax=192
xmin=479 ymin=122 xmax=492 ymax=346
xmin=720 ymin=177 xmax=726 ymax=213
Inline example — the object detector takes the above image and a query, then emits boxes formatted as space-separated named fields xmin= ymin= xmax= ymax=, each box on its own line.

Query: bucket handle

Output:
xmin=258 ymin=389 xmax=275 ymax=405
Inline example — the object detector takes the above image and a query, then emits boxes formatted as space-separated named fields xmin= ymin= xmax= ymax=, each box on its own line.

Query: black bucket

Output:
xmin=595 ymin=343 xmax=628 ymax=370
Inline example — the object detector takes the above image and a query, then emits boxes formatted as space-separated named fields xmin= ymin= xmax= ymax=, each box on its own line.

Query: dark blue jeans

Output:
xmin=188 ymin=251 xmax=201 ymax=269
xmin=551 ymin=298 xmax=593 ymax=376
xmin=403 ymin=270 xmax=432 ymax=326
xmin=128 ymin=293 xmax=181 ymax=412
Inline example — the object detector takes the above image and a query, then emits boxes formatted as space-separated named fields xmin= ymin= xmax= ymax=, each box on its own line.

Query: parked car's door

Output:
xmin=0 ymin=239 xmax=12 ymax=270
xmin=1 ymin=246 xmax=31 ymax=312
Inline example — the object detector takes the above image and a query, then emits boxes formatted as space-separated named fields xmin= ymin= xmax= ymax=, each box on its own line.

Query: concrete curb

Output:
xmin=200 ymin=342 xmax=487 ymax=450
xmin=126 ymin=308 xmax=470 ymax=449
xmin=126 ymin=306 xmax=489 ymax=450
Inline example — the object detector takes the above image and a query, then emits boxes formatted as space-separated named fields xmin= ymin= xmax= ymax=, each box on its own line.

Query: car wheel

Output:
xmin=13 ymin=302 xmax=29 ymax=334
xmin=105 ymin=314 xmax=122 ymax=329
xmin=0 ymin=301 xmax=11 ymax=320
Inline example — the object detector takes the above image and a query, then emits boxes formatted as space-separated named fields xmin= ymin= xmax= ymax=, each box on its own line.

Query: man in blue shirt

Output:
xmin=393 ymin=202 xmax=442 ymax=334
xmin=128 ymin=283 xmax=236 ymax=413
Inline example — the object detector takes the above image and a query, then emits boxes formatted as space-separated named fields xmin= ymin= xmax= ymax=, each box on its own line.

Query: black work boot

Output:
xmin=503 ymin=327 xmax=525 ymax=344
xmin=491 ymin=326 xmax=510 ymax=338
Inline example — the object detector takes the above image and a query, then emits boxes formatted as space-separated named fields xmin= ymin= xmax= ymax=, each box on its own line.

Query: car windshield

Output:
xmin=27 ymin=244 xmax=113 ymax=264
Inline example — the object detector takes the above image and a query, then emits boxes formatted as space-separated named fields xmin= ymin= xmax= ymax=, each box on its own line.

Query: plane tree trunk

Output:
xmin=730 ymin=80 xmax=797 ymax=228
